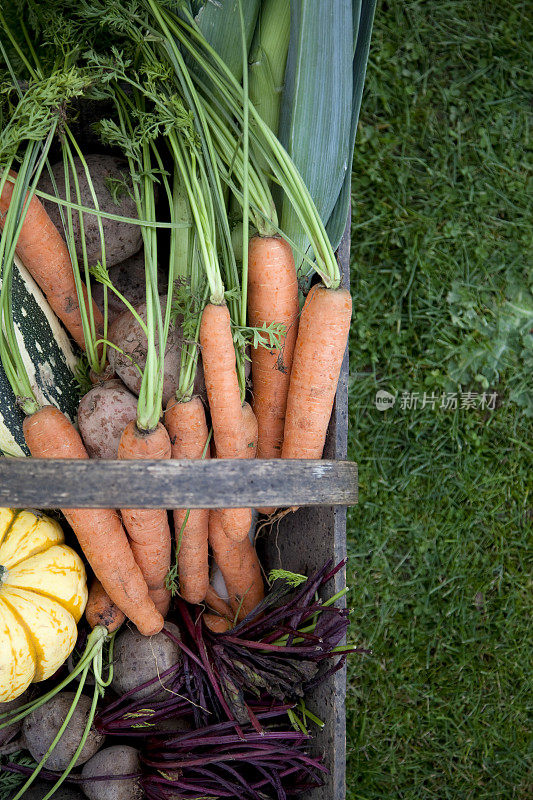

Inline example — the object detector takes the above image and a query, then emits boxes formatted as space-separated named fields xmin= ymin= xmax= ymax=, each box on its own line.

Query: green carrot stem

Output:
xmin=322 ymin=588 xmax=349 ymax=606
xmin=288 ymin=708 xmax=308 ymax=734
xmin=0 ymin=143 xmax=55 ymax=413
xmin=60 ymin=141 xmax=100 ymax=368
xmin=40 ymin=680 xmax=101 ymax=800
xmin=0 ymin=626 xmax=108 ymax=730
xmin=167 ymin=130 xmax=224 ymax=305
xmin=109 ymin=94 xmax=166 ymax=431
xmin=28 ymin=181 xmax=191 ymax=230
xmin=142 ymin=0 xmax=240 ymax=328
xmin=299 ymin=702 xmax=325 ymax=728
xmin=9 ymin=667 xmax=90 ymax=800
xmin=154 ymin=6 xmax=341 ymax=288
xmin=64 ymin=128 xmax=110 ymax=369
xmin=237 ymin=0 xmax=250 ymax=402
xmin=0 ymin=10 xmax=39 ymax=80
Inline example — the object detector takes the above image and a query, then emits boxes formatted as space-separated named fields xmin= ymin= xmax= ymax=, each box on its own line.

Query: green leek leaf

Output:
xmin=194 ymin=0 xmax=261 ymax=82
xmin=248 ymin=0 xmax=290 ymax=135
xmin=326 ymin=0 xmax=376 ymax=251
xmin=278 ymin=0 xmax=353 ymax=275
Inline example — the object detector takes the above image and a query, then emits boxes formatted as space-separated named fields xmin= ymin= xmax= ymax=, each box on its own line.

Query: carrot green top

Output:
xmin=141 ymin=0 xmax=342 ymax=291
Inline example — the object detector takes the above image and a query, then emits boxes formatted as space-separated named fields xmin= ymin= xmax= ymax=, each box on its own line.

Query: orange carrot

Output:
xmin=208 ymin=510 xmax=264 ymax=621
xmin=208 ymin=401 xmax=263 ymax=619
xmin=171 ymin=509 xmax=209 ymax=603
xmin=205 ymin=585 xmax=233 ymax=620
xmin=241 ymin=400 xmax=258 ymax=460
xmin=200 ymin=302 xmax=251 ymax=541
xmin=22 ymin=406 xmax=163 ymax=636
xmin=248 ymin=236 xmax=299 ymax=459
xmin=282 ymin=285 xmax=352 ymax=459
xmin=203 ymin=613 xmax=231 ymax=633
xmin=118 ymin=420 xmax=172 ymax=616
xmin=243 ymin=396 xmax=272 ymax=515
xmin=0 ymin=174 xmax=104 ymax=350
xmin=89 ymin=364 xmax=115 ymax=385
xmin=85 ymin=578 xmax=126 ymax=633
xmin=165 ymin=395 xmax=210 ymax=604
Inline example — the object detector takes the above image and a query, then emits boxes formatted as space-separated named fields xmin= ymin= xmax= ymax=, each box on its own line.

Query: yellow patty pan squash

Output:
xmin=0 ymin=508 xmax=88 ymax=702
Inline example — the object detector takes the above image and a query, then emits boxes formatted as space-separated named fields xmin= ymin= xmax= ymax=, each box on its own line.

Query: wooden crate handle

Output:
xmin=0 ymin=458 xmax=357 ymax=509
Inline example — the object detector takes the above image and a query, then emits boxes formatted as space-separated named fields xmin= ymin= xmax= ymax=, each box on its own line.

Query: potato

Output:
xmin=91 ymin=251 xmax=168 ymax=326
xmin=78 ymin=379 xmax=138 ymax=459
xmin=81 ymin=745 xmax=142 ymax=800
xmin=0 ymin=691 xmax=29 ymax=747
xmin=17 ymin=782 xmax=85 ymax=800
xmin=22 ymin=692 xmax=105 ymax=772
xmin=111 ymin=622 xmax=182 ymax=700
xmin=38 ymin=154 xmax=142 ymax=268
xmin=108 ymin=297 xmax=205 ymax=406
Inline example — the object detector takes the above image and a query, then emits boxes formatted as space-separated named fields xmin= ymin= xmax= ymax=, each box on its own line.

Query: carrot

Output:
xmin=85 ymin=578 xmax=126 ymax=633
xmin=209 ymin=400 xmax=263 ymax=619
xmin=165 ymin=395 xmax=210 ymax=604
xmin=205 ymin=585 xmax=233 ymax=620
xmin=89 ymin=364 xmax=115 ymax=385
xmin=248 ymin=235 xmax=299 ymax=459
xmin=244 ymin=395 xmax=273 ymax=514
xmin=241 ymin=400 xmax=258 ymax=460
xmin=282 ymin=285 xmax=352 ymax=459
xmin=207 ymin=403 xmax=263 ymax=620
xmin=118 ymin=420 xmax=172 ymax=617
xmin=200 ymin=303 xmax=246 ymax=458
xmin=0 ymin=173 xmax=104 ymax=350
xmin=22 ymin=406 xmax=163 ymax=636
xmin=208 ymin=510 xmax=264 ymax=621
xmin=200 ymin=302 xmax=251 ymax=542
xmin=203 ymin=613 xmax=231 ymax=633
xmin=169 ymin=508 xmax=209 ymax=581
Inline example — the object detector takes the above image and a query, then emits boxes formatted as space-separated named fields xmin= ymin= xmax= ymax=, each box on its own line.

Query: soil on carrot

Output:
xmin=346 ymin=1 xmax=532 ymax=798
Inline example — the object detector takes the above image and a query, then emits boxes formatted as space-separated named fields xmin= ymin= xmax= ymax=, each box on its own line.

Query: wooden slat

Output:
xmin=265 ymin=211 xmax=352 ymax=800
xmin=0 ymin=458 xmax=357 ymax=509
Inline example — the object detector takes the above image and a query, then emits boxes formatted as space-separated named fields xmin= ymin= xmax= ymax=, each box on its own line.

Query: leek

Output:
xmin=249 ymin=0 xmax=290 ymax=134
xmin=326 ymin=0 xmax=377 ymax=251
xmin=195 ymin=0 xmax=261 ymax=82
xmin=278 ymin=0 xmax=353 ymax=277
xmin=141 ymin=3 xmax=343 ymax=288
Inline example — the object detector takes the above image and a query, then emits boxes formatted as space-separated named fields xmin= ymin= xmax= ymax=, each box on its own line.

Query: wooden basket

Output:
xmin=0 ymin=217 xmax=355 ymax=800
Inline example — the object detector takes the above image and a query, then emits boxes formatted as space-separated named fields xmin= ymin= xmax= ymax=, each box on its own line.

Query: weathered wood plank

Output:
xmin=0 ymin=458 xmax=357 ymax=509
xmin=263 ymin=210 xmax=352 ymax=800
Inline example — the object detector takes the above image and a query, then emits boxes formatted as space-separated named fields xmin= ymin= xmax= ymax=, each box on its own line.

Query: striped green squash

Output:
xmin=0 ymin=257 xmax=80 ymax=456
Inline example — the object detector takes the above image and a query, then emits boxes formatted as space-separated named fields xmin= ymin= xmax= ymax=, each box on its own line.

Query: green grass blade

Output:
xmin=326 ymin=0 xmax=376 ymax=251
xmin=278 ymin=0 xmax=353 ymax=275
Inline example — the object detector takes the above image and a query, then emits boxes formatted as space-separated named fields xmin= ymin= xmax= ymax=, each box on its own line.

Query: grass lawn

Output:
xmin=345 ymin=1 xmax=532 ymax=797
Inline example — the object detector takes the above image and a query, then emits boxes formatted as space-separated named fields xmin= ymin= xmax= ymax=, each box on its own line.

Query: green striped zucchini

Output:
xmin=0 ymin=257 xmax=80 ymax=456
